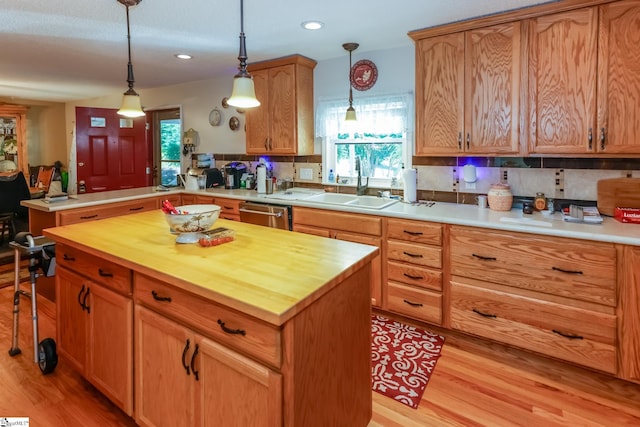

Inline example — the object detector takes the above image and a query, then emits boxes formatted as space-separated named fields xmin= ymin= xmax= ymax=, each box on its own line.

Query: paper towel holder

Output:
xmin=463 ymin=164 xmax=477 ymax=183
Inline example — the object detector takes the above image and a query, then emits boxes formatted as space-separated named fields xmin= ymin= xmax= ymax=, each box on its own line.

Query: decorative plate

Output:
xmin=229 ymin=116 xmax=240 ymax=131
xmin=350 ymin=59 xmax=378 ymax=91
xmin=208 ymin=107 xmax=223 ymax=126
xmin=221 ymin=97 xmax=229 ymax=108
xmin=236 ymin=108 xmax=246 ymax=114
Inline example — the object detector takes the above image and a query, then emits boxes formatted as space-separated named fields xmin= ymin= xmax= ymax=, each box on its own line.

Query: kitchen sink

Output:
xmin=303 ymin=192 xmax=398 ymax=210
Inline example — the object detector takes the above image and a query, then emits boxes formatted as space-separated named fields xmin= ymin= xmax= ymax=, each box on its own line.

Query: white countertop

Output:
xmin=23 ymin=186 xmax=640 ymax=246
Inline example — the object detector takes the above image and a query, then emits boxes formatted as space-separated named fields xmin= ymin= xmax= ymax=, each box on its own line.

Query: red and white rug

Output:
xmin=371 ymin=314 xmax=445 ymax=409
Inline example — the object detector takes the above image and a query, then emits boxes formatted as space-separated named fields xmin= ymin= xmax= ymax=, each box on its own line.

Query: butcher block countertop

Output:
xmin=43 ymin=210 xmax=378 ymax=326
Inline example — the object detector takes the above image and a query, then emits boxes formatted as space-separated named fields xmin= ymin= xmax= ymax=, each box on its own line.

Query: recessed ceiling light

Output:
xmin=301 ymin=20 xmax=324 ymax=30
xmin=175 ymin=54 xmax=192 ymax=60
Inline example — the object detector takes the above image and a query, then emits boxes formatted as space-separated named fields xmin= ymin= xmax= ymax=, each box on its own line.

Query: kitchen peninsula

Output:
xmin=43 ymin=211 xmax=378 ymax=426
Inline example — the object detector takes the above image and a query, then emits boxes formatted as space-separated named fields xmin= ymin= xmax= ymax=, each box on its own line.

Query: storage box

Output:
xmin=614 ymin=207 xmax=640 ymax=224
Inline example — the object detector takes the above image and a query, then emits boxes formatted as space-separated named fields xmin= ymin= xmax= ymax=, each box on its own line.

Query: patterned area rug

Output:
xmin=371 ymin=314 xmax=445 ymax=409
xmin=0 ymin=260 xmax=30 ymax=289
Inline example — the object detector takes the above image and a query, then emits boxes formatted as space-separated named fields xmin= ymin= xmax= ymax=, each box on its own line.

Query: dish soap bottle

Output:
xmin=328 ymin=169 xmax=335 ymax=183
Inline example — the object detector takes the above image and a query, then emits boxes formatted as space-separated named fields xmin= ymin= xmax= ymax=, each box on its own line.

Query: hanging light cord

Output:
xmin=236 ymin=0 xmax=249 ymax=78
xmin=348 ymin=49 xmax=354 ymax=110
xmin=124 ymin=4 xmax=137 ymax=95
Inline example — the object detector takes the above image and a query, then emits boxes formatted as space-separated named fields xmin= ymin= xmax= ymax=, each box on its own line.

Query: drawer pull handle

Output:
xmin=217 ymin=319 xmax=246 ymax=336
xmin=223 ymin=206 xmax=234 ymax=210
xmin=472 ymin=253 xmax=497 ymax=261
xmin=129 ymin=206 xmax=144 ymax=211
xmin=403 ymin=299 xmax=423 ymax=308
xmin=182 ymin=339 xmax=191 ymax=375
xmin=403 ymin=230 xmax=423 ymax=236
xmin=472 ymin=308 xmax=496 ymax=318
xmin=403 ymin=273 xmax=424 ymax=280
xmin=552 ymin=267 xmax=583 ymax=275
xmin=403 ymin=251 xmax=423 ymax=258
xmin=80 ymin=214 xmax=99 ymax=220
xmin=190 ymin=344 xmax=199 ymax=381
xmin=553 ymin=330 xmax=584 ymax=340
xmin=77 ymin=284 xmax=86 ymax=311
xmin=63 ymin=254 xmax=76 ymax=261
xmin=83 ymin=287 xmax=91 ymax=314
xmin=98 ymin=269 xmax=113 ymax=277
xmin=151 ymin=290 xmax=172 ymax=302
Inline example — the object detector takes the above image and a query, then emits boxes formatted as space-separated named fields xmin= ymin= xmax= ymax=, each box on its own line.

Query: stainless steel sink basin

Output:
xmin=303 ymin=193 xmax=398 ymax=210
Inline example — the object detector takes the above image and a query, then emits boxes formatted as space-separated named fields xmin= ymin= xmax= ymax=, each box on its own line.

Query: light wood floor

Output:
xmin=1 ymin=285 xmax=639 ymax=426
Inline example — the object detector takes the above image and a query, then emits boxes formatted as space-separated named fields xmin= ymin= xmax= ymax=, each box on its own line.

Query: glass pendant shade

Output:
xmin=118 ymin=90 xmax=145 ymax=117
xmin=227 ymin=75 xmax=260 ymax=108
xmin=345 ymin=105 xmax=357 ymax=121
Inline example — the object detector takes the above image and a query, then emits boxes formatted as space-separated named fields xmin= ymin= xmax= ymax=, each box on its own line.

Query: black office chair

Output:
xmin=0 ymin=171 xmax=31 ymax=244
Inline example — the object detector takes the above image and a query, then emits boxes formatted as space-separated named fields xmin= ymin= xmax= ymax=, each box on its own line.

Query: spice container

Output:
xmin=487 ymin=183 xmax=513 ymax=211
xmin=534 ymin=192 xmax=546 ymax=211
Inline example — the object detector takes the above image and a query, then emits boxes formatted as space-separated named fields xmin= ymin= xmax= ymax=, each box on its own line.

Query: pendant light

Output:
xmin=227 ymin=0 xmax=260 ymax=109
xmin=343 ymin=42 xmax=359 ymax=121
xmin=117 ymin=0 xmax=145 ymax=118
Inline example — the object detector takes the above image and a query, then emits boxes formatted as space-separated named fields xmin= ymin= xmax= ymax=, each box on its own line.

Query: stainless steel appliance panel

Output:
xmin=239 ymin=202 xmax=291 ymax=230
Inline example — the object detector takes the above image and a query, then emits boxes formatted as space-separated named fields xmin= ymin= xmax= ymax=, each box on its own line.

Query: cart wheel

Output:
xmin=38 ymin=338 xmax=58 ymax=375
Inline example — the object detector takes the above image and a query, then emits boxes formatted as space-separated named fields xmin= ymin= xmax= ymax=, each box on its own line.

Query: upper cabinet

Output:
xmin=527 ymin=7 xmax=599 ymax=154
xmin=414 ymin=22 xmax=522 ymax=156
xmin=412 ymin=0 xmax=640 ymax=157
xmin=245 ymin=55 xmax=316 ymax=155
xmin=0 ymin=104 xmax=27 ymax=174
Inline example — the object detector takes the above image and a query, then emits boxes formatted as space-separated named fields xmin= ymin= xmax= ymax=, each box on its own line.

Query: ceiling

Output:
xmin=0 ymin=0 xmax=548 ymax=103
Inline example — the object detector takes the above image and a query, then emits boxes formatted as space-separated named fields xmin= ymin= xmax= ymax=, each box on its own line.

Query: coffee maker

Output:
xmin=224 ymin=162 xmax=247 ymax=189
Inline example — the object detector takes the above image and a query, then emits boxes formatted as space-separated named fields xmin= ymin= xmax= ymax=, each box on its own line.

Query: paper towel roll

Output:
xmin=403 ymin=168 xmax=417 ymax=203
xmin=256 ymin=165 xmax=266 ymax=193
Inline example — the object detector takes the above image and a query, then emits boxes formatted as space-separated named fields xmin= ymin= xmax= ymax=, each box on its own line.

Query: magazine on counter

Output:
xmin=561 ymin=205 xmax=603 ymax=224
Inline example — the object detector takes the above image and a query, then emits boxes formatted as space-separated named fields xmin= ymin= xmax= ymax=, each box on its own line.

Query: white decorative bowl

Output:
xmin=164 ymin=204 xmax=221 ymax=243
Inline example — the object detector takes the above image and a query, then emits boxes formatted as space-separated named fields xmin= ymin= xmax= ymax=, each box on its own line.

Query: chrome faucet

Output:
xmin=355 ymin=157 xmax=369 ymax=196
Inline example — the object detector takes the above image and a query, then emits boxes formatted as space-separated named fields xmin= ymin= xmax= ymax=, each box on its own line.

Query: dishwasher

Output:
xmin=238 ymin=202 xmax=292 ymax=230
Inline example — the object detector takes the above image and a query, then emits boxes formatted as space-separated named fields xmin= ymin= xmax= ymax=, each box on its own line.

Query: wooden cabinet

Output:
xmin=449 ymin=225 xmax=617 ymax=374
xmin=55 ymin=246 xmax=133 ymax=415
xmin=213 ymin=197 xmax=243 ymax=222
xmin=135 ymin=306 xmax=281 ymax=427
xmin=527 ymin=7 xmax=598 ymax=154
xmin=57 ymin=197 xmax=159 ymax=226
xmin=0 ymin=104 xmax=28 ymax=175
xmin=293 ymin=206 xmax=382 ymax=307
xmin=596 ymin=1 xmax=640 ymax=154
xmin=414 ymin=22 xmax=521 ymax=156
xmin=619 ymin=245 xmax=640 ymax=383
xmin=245 ymin=55 xmax=316 ymax=155
xmin=385 ymin=218 xmax=443 ymax=325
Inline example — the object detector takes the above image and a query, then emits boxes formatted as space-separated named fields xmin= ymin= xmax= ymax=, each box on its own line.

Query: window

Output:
xmin=316 ymin=93 xmax=413 ymax=186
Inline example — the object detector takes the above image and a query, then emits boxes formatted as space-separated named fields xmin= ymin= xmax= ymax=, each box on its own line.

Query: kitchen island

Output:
xmin=44 ymin=210 xmax=378 ymax=426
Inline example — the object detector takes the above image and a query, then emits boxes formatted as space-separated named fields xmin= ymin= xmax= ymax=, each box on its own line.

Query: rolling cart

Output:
xmin=8 ymin=232 xmax=58 ymax=374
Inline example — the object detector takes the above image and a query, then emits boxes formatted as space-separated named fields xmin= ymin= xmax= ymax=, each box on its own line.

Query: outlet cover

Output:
xmin=300 ymin=168 xmax=313 ymax=180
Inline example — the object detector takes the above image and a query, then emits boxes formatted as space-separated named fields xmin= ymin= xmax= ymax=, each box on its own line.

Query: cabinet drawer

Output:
xmin=387 ymin=240 xmax=441 ymax=268
xmin=450 ymin=279 xmax=617 ymax=374
xmin=450 ymin=226 xmax=616 ymax=306
xmin=134 ymin=273 xmax=281 ymax=368
xmin=387 ymin=218 xmax=442 ymax=246
xmin=56 ymin=243 xmax=132 ymax=296
xmin=214 ymin=198 xmax=243 ymax=215
xmin=293 ymin=207 xmax=382 ymax=236
xmin=387 ymin=261 xmax=441 ymax=291
xmin=58 ymin=198 xmax=158 ymax=226
xmin=387 ymin=282 xmax=442 ymax=325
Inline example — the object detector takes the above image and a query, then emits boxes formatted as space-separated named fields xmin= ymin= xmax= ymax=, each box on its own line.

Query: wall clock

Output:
xmin=350 ymin=59 xmax=378 ymax=91
xmin=208 ymin=107 xmax=223 ymax=126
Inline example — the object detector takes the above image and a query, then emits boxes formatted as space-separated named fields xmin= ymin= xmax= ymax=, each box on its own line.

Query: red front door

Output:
xmin=75 ymin=107 xmax=151 ymax=193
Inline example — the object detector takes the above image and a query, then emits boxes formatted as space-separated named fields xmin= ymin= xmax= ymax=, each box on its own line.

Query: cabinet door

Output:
xmin=246 ymin=69 xmax=270 ymax=154
xmin=415 ymin=33 xmax=464 ymax=155
xmin=597 ymin=1 xmax=640 ymax=154
xmin=196 ymin=337 xmax=282 ymax=427
xmin=268 ymin=64 xmax=297 ymax=154
xmin=56 ymin=267 xmax=87 ymax=373
xmin=135 ymin=306 xmax=196 ymax=427
xmin=87 ymin=283 xmax=133 ymax=416
xmin=528 ymin=7 xmax=598 ymax=154
xmin=619 ymin=245 xmax=640 ymax=382
xmin=334 ymin=231 xmax=382 ymax=308
xmin=465 ymin=22 xmax=521 ymax=154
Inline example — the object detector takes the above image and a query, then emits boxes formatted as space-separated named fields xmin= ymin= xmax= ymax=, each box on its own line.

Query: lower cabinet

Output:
xmin=135 ymin=306 xmax=282 ymax=427
xmin=293 ymin=207 xmax=382 ymax=307
xmin=213 ymin=197 xmax=243 ymax=221
xmin=56 ymin=266 xmax=133 ymax=415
